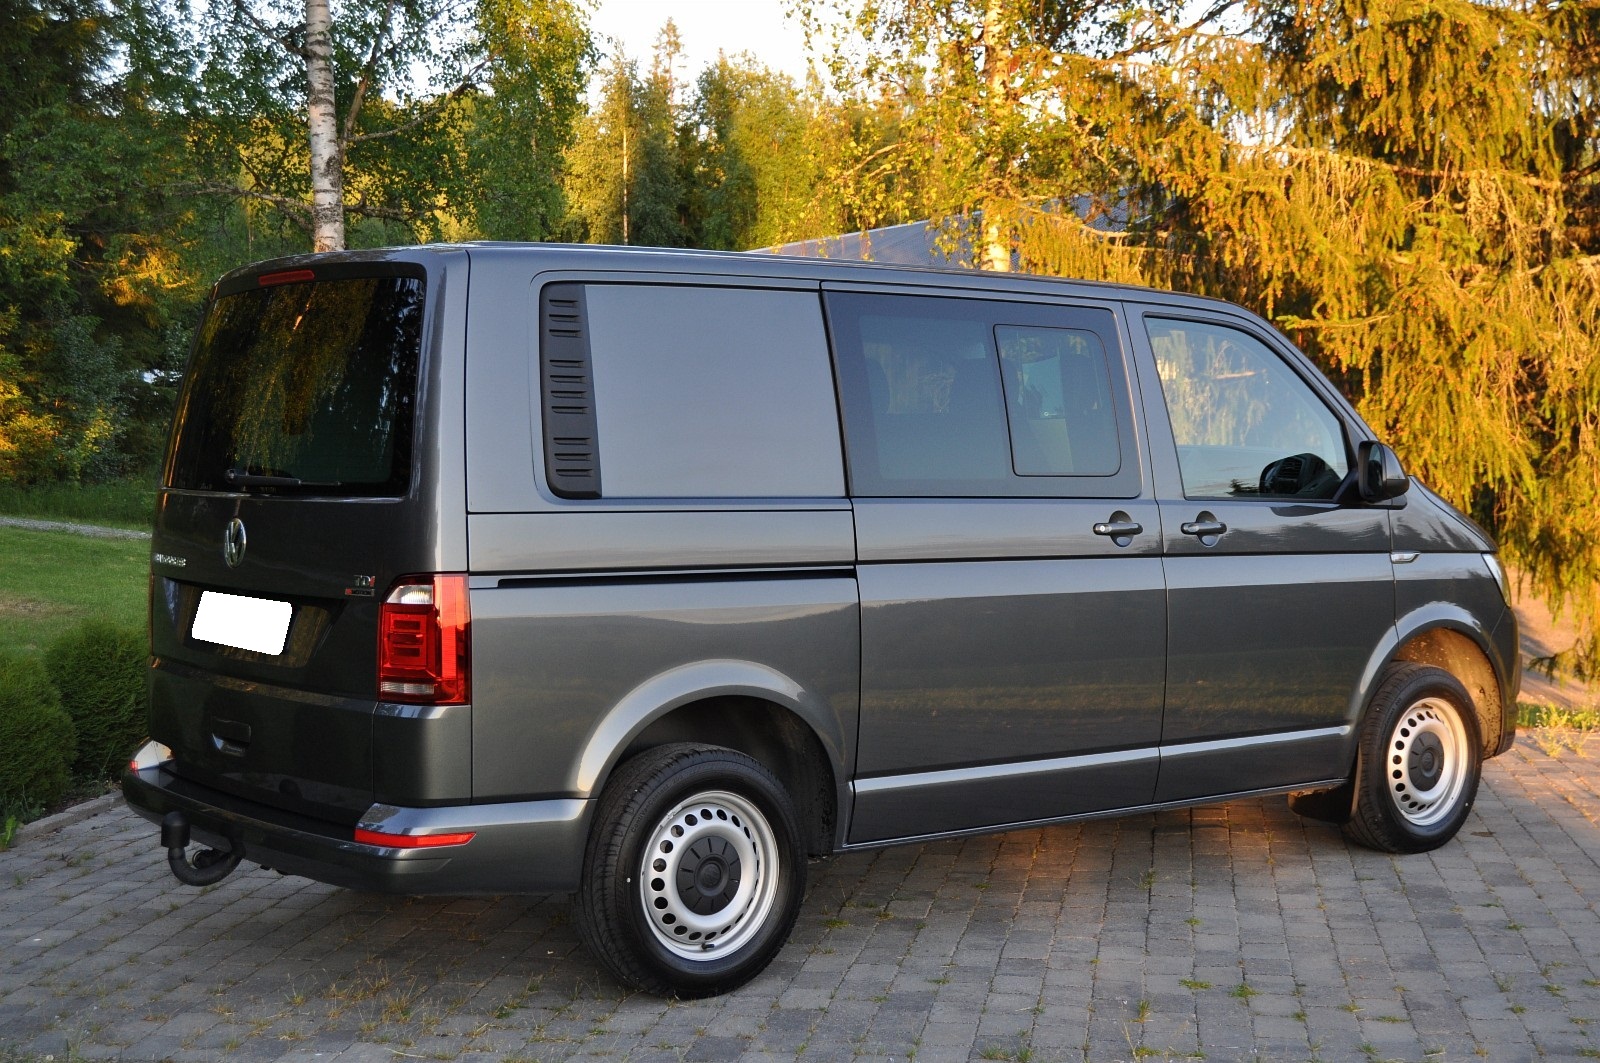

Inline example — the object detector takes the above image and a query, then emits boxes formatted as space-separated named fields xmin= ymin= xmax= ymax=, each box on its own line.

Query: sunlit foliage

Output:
xmin=804 ymin=0 xmax=1600 ymax=672
xmin=0 ymin=0 xmax=197 ymax=484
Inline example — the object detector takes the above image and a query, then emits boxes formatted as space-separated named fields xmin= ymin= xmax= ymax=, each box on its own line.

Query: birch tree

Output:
xmin=128 ymin=0 xmax=590 ymax=250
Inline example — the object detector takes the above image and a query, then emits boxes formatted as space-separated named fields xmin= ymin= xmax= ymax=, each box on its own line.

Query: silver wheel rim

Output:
xmin=638 ymin=789 xmax=779 ymax=961
xmin=1386 ymin=696 xmax=1470 ymax=828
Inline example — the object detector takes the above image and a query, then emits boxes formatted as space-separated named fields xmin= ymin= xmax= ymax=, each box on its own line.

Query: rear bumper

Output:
xmin=123 ymin=764 xmax=591 ymax=894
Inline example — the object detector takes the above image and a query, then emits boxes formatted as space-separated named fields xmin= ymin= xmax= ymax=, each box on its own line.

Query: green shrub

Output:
xmin=0 ymin=650 xmax=77 ymax=810
xmin=44 ymin=620 xmax=148 ymax=780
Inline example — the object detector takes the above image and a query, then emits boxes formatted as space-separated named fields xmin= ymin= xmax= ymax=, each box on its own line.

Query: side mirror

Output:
xmin=1357 ymin=440 xmax=1409 ymax=503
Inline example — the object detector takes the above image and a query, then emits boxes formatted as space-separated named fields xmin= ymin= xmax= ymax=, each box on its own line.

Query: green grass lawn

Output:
xmin=0 ymin=526 xmax=148 ymax=654
xmin=0 ymin=479 xmax=157 ymax=530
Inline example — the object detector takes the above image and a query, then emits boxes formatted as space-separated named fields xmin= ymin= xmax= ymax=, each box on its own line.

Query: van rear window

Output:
xmin=167 ymin=274 xmax=424 ymax=496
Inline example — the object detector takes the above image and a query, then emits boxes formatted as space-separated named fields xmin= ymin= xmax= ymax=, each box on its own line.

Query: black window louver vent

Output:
xmin=540 ymin=283 xmax=601 ymax=498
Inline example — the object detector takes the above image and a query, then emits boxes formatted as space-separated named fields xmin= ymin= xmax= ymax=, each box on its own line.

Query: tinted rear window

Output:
xmin=167 ymin=274 xmax=424 ymax=496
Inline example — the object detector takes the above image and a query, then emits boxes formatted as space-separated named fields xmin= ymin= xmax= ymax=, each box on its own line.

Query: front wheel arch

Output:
xmin=1391 ymin=624 xmax=1505 ymax=759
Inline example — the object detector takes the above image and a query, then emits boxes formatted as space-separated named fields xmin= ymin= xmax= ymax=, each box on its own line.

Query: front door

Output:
xmin=1129 ymin=311 xmax=1394 ymax=802
xmin=825 ymin=287 xmax=1167 ymax=843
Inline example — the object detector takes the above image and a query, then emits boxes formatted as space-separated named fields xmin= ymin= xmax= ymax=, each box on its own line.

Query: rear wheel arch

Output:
xmin=600 ymin=695 xmax=839 ymax=857
xmin=575 ymin=742 xmax=808 ymax=995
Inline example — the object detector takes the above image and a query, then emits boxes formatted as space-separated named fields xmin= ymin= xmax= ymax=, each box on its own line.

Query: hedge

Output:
xmin=0 ymin=650 xmax=77 ymax=811
xmin=44 ymin=619 xmax=148 ymax=780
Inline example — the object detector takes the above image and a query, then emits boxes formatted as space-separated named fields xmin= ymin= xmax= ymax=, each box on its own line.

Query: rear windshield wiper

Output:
xmin=223 ymin=469 xmax=345 ymax=490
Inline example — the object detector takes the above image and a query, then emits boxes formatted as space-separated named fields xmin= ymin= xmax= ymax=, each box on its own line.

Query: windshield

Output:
xmin=166 ymin=273 xmax=425 ymax=496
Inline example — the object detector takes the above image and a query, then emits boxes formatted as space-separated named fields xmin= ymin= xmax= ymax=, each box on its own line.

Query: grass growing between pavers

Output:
xmin=0 ymin=526 xmax=147 ymax=655
xmin=1519 ymin=700 xmax=1600 ymax=757
xmin=1519 ymin=700 xmax=1600 ymax=730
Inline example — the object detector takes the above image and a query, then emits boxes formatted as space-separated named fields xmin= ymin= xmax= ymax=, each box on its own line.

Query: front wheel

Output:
xmin=1344 ymin=663 xmax=1482 ymax=854
xmin=575 ymin=743 xmax=805 ymax=997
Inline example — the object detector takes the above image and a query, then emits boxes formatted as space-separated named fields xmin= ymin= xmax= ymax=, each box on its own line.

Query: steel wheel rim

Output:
xmin=1386 ymin=696 xmax=1470 ymax=828
xmin=638 ymin=789 xmax=779 ymax=961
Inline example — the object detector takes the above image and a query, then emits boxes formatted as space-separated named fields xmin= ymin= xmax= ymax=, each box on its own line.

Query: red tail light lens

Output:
xmin=378 ymin=574 xmax=469 ymax=704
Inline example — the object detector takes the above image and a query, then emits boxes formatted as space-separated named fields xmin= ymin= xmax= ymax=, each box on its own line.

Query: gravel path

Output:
xmin=0 ymin=515 xmax=150 ymax=540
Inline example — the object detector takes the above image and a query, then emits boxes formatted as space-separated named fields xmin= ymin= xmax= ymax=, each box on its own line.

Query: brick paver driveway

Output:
xmin=3 ymin=735 xmax=1598 ymax=1063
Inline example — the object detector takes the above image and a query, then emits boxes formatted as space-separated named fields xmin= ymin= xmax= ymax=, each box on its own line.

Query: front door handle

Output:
xmin=1180 ymin=519 xmax=1227 ymax=537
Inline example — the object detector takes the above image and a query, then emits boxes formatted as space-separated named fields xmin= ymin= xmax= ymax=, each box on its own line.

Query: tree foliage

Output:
xmin=805 ymin=0 xmax=1600 ymax=671
xmin=564 ymin=30 xmax=688 ymax=246
xmin=126 ymin=0 xmax=590 ymax=247
xmin=0 ymin=0 xmax=195 ymax=484
xmin=3 ymin=0 xmax=1597 ymax=674
xmin=1118 ymin=0 xmax=1600 ymax=674
xmin=564 ymin=29 xmax=821 ymax=250
xmin=461 ymin=0 xmax=593 ymax=239
xmin=680 ymin=57 xmax=819 ymax=249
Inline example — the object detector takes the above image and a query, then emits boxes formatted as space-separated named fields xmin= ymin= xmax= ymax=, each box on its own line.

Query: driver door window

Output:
xmin=1147 ymin=318 xmax=1349 ymax=499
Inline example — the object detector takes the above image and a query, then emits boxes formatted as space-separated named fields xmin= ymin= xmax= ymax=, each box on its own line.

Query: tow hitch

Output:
xmin=161 ymin=811 xmax=243 ymax=886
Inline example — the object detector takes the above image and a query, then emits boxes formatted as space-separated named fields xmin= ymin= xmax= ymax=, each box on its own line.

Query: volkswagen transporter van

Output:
xmin=125 ymin=244 xmax=1518 ymax=996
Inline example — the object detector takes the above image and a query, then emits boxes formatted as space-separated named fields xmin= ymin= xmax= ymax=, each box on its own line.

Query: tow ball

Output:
xmin=161 ymin=811 xmax=243 ymax=886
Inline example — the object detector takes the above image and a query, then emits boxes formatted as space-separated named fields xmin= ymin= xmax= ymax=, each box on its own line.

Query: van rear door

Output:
xmin=149 ymin=260 xmax=453 ymax=827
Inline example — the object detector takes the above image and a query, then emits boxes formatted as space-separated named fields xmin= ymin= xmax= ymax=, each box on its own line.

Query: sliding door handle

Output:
xmin=1093 ymin=520 xmax=1144 ymax=538
xmin=1180 ymin=519 xmax=1227 ymax=537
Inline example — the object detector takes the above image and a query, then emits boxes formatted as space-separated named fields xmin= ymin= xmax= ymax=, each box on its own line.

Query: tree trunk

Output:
xmin=306 ymin=0 xmax=345 ymax=252
xmin=980 ymin=0 xmax=1011 ymax=272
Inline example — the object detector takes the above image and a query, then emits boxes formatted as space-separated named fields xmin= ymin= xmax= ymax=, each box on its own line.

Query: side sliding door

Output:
xmin=826 ymin=287 xmax=1168 ymax=844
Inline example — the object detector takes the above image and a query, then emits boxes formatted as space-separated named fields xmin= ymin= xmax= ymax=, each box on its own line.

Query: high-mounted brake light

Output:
xmin=378 ymin=574 xmax=470 ymax=704
xmin=257 ymin=269 xmax=316 ymax=287
xmin=354 ymin=828 xmax=475 ymax=849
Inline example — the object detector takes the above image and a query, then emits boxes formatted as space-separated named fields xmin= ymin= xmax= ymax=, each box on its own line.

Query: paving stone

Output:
xmin=4 ymin=736 xmax=1600 ymax=1061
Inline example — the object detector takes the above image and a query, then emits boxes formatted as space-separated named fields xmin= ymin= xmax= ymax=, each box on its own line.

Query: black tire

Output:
xmin=574 ymin=743 xmax=806 ymax=997
xmin=1343 ymin=663 xmax=1482 ymax=854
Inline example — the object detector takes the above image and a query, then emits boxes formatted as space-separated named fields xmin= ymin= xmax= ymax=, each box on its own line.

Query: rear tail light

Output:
xmin=378 ymin=574 xmax=469 ymax=704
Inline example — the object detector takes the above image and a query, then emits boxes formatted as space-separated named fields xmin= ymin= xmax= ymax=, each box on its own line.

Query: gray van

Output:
xmin=124 ymin=244 xmax=1518 ymax=997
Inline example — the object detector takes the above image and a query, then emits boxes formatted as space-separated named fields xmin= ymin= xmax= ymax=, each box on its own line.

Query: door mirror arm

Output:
xmin=1355 ymin=440 xmax=1410 ymax=503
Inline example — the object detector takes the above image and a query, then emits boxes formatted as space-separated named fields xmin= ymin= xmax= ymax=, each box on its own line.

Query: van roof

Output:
xmin=218 ymin=241 xmax=1245 ymax=315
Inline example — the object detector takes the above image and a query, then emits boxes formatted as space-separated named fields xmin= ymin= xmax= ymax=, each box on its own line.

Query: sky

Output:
xmin=586 ymin=0 xmax=817 ymax=86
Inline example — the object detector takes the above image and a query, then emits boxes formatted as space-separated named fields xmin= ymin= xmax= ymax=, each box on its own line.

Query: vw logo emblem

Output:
xmin=223 ymin=518 xmax=247 ymax=568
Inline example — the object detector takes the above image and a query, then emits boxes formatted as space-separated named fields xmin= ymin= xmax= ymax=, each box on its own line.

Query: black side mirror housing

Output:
xmin=1357 ymin=440 xmax=1410 ymax=503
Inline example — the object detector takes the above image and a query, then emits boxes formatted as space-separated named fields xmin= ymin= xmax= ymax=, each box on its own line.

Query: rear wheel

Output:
xmin=575 ymin=743 xmax=805 ymax=997
xmin=1344 ymin=663 xmax=1482 ymax=854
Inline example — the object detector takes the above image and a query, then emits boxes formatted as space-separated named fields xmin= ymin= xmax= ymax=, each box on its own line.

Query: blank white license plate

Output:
xmin=192 ymin=591 xmax=292 ymax=655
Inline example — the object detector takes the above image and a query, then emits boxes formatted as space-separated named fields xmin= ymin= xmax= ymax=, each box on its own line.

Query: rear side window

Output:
xmin=996 ymin=325 xmax=1120 ymax=476
xmin=827 ymin=292 xmax=1138 ymax=498
xmin=167 ymin=272 xmax=424 ymax=496
xmin=541 ymin=284 xmax=845 ymax=499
